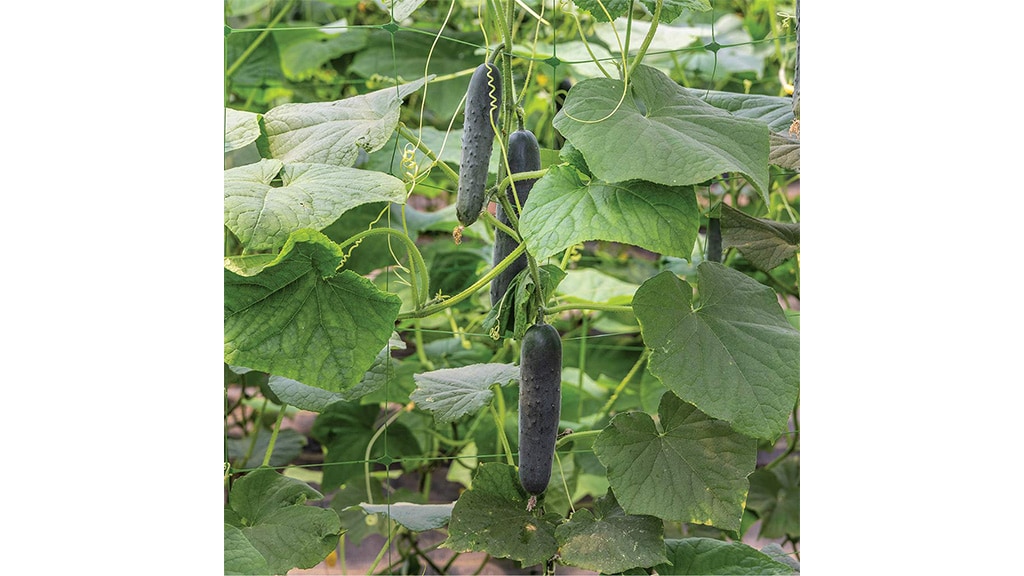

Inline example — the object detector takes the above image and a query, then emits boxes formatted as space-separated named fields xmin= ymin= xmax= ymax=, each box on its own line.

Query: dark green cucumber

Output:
xmin=457 ymin=62 xmax=502 ymax=227
xmin=490 ymin=128 xmax=541 ymax=306
xmin=707 ymin=216 xmax=722 ymax=263
xmin=518 ymin=321 xmax=562 ymax=495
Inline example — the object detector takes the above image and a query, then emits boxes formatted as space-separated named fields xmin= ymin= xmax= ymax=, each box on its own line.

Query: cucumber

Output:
xmin=707 ymin=216 xmax=722 ymax=263
xmin=490 ymin=128 xmax=541 ymax=306
xmin=456 ymin=62 xmax=502 ymax=227
xmin=518 ymin=321 xmax=562 ymax=495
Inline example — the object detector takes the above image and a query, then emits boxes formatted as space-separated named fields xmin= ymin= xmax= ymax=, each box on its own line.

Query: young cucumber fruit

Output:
xmin=490 ymin=128 xmax=541 ymax=306
xmin=456 ymin=62 xmax=502 ymax=227
xmin=518 ymin=321 xmax=562 ymax=495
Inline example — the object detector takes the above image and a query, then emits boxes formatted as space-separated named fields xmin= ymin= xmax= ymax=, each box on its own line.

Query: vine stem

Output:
xmin=628 ymin=0 xmax=664 ymax=76
xmin=335 ymin=226 xmax=430 ymax=308
xmin=494 ymin=169 xmax=548 ymax=200
xmin=595 ymin=350 xmax=650 ymax=422
xmin=397 ymin=123 xmax=460 ymax=184
xmin=262 ymin=402 xmax=289 ymax=468
xmin=555 ymin=429 xmax=601 ymax=449
xmin=489 ymin=385 xmax=516 ymax=466
xmin=364 ymin=404 xmax=411 ymax=504
xmin=480 ymin=209 xmax=519 ymax=241
xmin=764 ymin=401 xmax=800 ymax=471
xmin=396 ymin=243 xmax=527 ymax=320
xmin=225 ymin=0 xmax=296 ymax=79
xmin=542 ymin=302 xmax=633 ymax=315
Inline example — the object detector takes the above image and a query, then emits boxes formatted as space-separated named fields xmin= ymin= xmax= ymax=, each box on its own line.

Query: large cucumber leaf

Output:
xmin=224 ymin=159 xmax=407 ymax=251
xmin=262 ymin=77 xmax=430 ymax=165
xmin=632 ymin=264 xmax=799 ymax=440
xmin=553 ymin=65 xmax=769 ymax=199
xmin=519 ymin=165 xmax=699 ymax=261
xmin=593 ymin=392 xmax=756 ymax=531
xmin=224 ymin=229 xmax=401 ymax=392
xmin=443 ymin=463 xmax=561 ymax=568
xmin=224 ymin=469 xmax=341 ymax=575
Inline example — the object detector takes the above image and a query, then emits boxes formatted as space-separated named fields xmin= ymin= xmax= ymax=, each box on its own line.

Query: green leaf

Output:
xmin=224 ymin=468 xmax=341 ymax=575
xmin=273 ymin=24 xmax=368 ymax=81
xmin=511 ymin=41 xmax=614 ymax=79
xmin=224 ymin=254 xmax=278 ymax=277
xmin=484 ymin=264 xmax=567 ymax=341
xmin=226 ymin=0 xmax=271 ymax=17
xmin=760 ymin=542 xmax=800 ymax=572
xmin=443 ymin=463 xmax=560 ymax=568
xmin=225 ymin=108 xmax=261 ymax=153
xmin=684 ymin=88 xmax=795 ymax=133
xmin=572 ymin=0 xmax=710 ymax=23
xmin=519 ymin=165 xmax=699 ymax=261
xmin=224 ymin=524 xmax=270 ymax=575
xmin=377 ymin=0 xmax=429 ymax=21
xmin=720 ymin=203 xmax=800 ymax=272
xmin=266 ymin=334 xmax=405 ymax=411
xmin=632 ymin=265 xmax=799 ymax=439
xmin=556 ymin=268 xmax=639 ymax=305
xmin=227 ymin=428 xmax=306 ymax=469
xmin=310 ymin=400 xmax=422 ymax=490
xmin=654 ymin=538 xmax=796 ymax=575
xmin=349 ymin=30 xmax=482 ymax=124
xmin=359 ymin=502 xmax=454 ymax=531
xmin=637 ymin=0 xmax=712 ymax=23
xmin=410 ymin=363 xmax=519 ymax=423
xmin=553 ymin=65 xmax=769 ymax=199
xmin=593 ymin=392 xmax=756 ymax=531
xmin=570 ymin=0 xmax=631 ymax=22
xmin=224 ymin=159 xmax=407 ymax=251
xmin=769 ymin=131 xmax=800 ymax=171
xmin=555 ymin=489 xmax=668 ymax=574
xmin=746 ymin=457 xmax=800 ymax=539
xmin=262 ymin=77 xmax=430 ymax=165
xmin=224 ymin=229 xmax=402 ymax=392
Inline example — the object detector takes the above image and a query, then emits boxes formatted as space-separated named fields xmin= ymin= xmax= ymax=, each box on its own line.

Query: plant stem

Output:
xmin=364 ymin=404 xmax=409 ymax=503
xmin=397 ymin=123 xmax=460 ymax=184
xmin=336 ymin=226 xmax=430 ymax=308
xmin=490 ymin=385 xmax=516 ymax=466
xmin=241 ymin=397 xmax=269 ymax=468
xmin=628 ymin=0 xmax=663 ymax=76
xmin=225 ymin=0 xmax=296 ymax=79
xmin=595 ymin=350 xmax=649 ymax=422
xmin=577 ymin=314 xmax=588 ymax=422
xmin=480 ymin=209 xmax=519 ymax=240
xmin=262 ymin=402 xmax=289 ymax=468
xmin=543 ymin=302 xmax=633 ymax=315
xmin=494 ymin=169 xmax=548 ymax=199
xmin=396 ymin=243 xmax=527 ymax=320
xmin=555 ymin=429 xmax=602 ymax=449
xmin=367 ymin=526 xmax=393 ymax=575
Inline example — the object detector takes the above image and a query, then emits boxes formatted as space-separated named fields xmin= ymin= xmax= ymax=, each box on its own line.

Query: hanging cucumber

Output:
xmin=490 ymin=127 xmax=541 ymax=306
xmin=518 ymin=321 xmax=562 ymax=495
xmin=456 ymin=61 xmax=502 ymax=227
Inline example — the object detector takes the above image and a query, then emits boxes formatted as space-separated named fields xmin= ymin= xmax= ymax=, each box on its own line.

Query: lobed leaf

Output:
xmin=224 ymin=159 xmax=407 ymax=251
xmin=262 ymin=77 xmax=430 ymax=165
xmin=410 ymin=363 xmax=520 ymax=424
xmin=555 ymin=490 xmax=668 ymax=573
xmin=720 ymin=203 xmax=800 ymax=271
xmin=654 ymin=538 xmax=796 ymax=575
xmin=224 ymin=229 xmax=402 ymax=393
xmin=553 ymin=65 xmax=769 ymax=199
xmin=632 ymin=264 xmax=799 ymax=439
xmin=593 ymin=392 xmax=756 ymax=531
xmin=443 ymin=463 xmax=560 ymax=568
xmin=519 ymin=165 xmax=699 ymax=261
xmin=224 ymin=469 xmax=341 ymax=575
